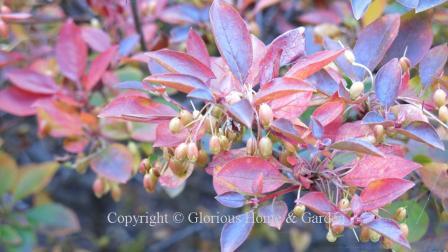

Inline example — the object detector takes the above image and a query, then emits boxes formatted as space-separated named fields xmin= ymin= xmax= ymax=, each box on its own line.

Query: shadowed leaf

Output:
xmin=14 ymin=162 xmax=59 ymax=200
xmin=91 ymin=144 xmax=133 ymax=183
xmin=365 ymin=218 xmax=410 ymax=248
xmin=419 ymin=43 xmax=448 ymax=88
xmin=258 ymin=200 xmax=288 ymax=230
xmin=215 ymin=192 xmax=246 ymax=208
xmin=330 ymin=138 xmax=384 ymax=157
xmin=375 ymin=58 xmax=401 ymax=107
xmin=27 ymin=203 xmax=80 ymax=237
xmin=396 ymin=121 xmax=444 ymax=150
xmin=220 ymin=211 xmax=254 ymax=252
xmin=227 ymin=99 xmax=254 ymax=129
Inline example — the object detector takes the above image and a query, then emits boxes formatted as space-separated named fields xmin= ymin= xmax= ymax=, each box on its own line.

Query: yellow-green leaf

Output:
xmin=27 ymin=203 xmax=80 ymax=237
xmin=13 ymin=162 xmax=59 ymax=201
xmin=0 ymin=152 xmax=18 ymax=195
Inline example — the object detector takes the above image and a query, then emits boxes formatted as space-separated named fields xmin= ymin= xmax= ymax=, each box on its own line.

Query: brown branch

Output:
xmin=130 ymin=0 xmax=147 ymax=51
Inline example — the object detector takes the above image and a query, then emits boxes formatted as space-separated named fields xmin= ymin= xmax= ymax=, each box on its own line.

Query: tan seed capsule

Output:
xmin=211 ymin=106 xmax=224 ymax=118
xmin=293 ymin=204 xmax=306 ymax=218
xmin=382 ymin=237 xmax=394 ymax=249
xmin=179 ymin=110 xmax=193 ymax=125
xmin=399 ymin=223 xmax=409 ymax=238
xmin=246 ymin=136 xmax=257 ymax=155
xmin=259 ymin=137 xmax=273 ymax=158
xmin=369 ymin=229 xmax=381 ymax=242
xmin=93 ymin=178 xmax=105 ymax=198
xmin=139 ymin=158 xmax=150 ymax=174
xmin=174 ymin=143 xmax=188 ymax=160
xmin=196 ymin=149 xmax=209 ymax=167
xmin=360 ymin=227 xmax=370 ymax=242
xmin=259 ymin=103 xmax=273 ymax=128
xmin=434 ymin=89 xmax=447 ymax=107
xmin=394 ymin=207 xmax=407 ymax=222
xmin=187 ymin=142 xmax=199 ymax=162
xmin=338 ymin=198 xmax=350 ymax=210
xmin=209 ymin=135 xmax=221 ymax=154
xmin=331 ymin=225 xmax=344 ymax=235
xmin=219 ymin=135 xmax=231 ymax=151
xmin=399 ymin=57 xmax=411 ymax=72
xmin=373 ymin=125 xmax=385 ymax=141
xmin=143 ymin=170 xmax=158 ymax=192
xmin=169 ymin=159 xmax=187 ymax=176
xmin=111 ymin=185 xmax=122 ymax=202
xmin=326 ymin=230 xmax=337 ymax=242
xmin=350 ymin=81 xmax=364 ymax=100
xmin=439 ymin=105 xmax=448 ymax=123
xmin=169 ymin=117 xmax=183 ymax=134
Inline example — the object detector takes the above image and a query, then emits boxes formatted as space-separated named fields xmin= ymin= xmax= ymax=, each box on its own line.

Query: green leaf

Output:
xmin=27 ymin=203 xmax=80 ymax=237
xmin=383 ymin=200 xmax=429 ymax=242
xmin=116 ymin=66 xmax=143 ymax=82
xmin=6 ymin=228 xmax=36 ymax=252
xmin=0 ymin=225 xmax=22 ymax=245
xmin=13 ymin=162 xmax=59 ymax=201
xmin=412 ymin=154 xmax=432 ymax=164
xmin=0 ymin=152 xmax=18 ymax=195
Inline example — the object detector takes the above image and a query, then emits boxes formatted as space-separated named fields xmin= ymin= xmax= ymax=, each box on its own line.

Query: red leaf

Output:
xmin=5 ymin=68 xmax=59 ymax=95
xmin=0 ymin=86 xmax=47 ymax=116
xmin=146 ymin=49 xmax=215 ymax=82
xmin=91 ymin=144 xmax=134 ymax=183
xmin=360 ymin=178 xmax=414 ymax=211
xmin=270 ymin=92 xmax=313 ymax=120
xmin=258 ymin=200 xmax=288 ymax=230
xmin=254 ymin=77 xmax=315 ymax=105
xmin=186 ymin=29 xmax=210 ymax=67
xmin=98 ymin=95 xmax=177 ymax=122
xmin=214 ymin=157 xmax=287 ymax=195
xmin=285 ymin=49 xmax=344 ymax=80
xmin=312 ymin=99 xmax=345 ymax=126
xmin=334 ymin=121 xmax=373 ymax=141
xmin=353 ymin=14 xmax=400 ymax=79
xmin=297 ymin=192 xmax=339 ymax=216
xmin=83 ymin=45 xmax=118 ymax=91
xmin=153 ymin=120 xmax=189 ymax=147
xmin=375 ymin=58 xmax=401 ymax=107
xmin=81 ymin=26 xmax=111 ymax=52
xmin=343 ymin=148 xmax=421 ymax=187
xmin=220 ymin=211 xmax=254 ymax=252
xmin=210 ymin=0 xmax=252 ymax=83
xmin=382 ymin=12 xmax=433 ymax=67
xmin=365 ymin=218 xmax=410 ymax=249
xmin=227 ymin=99 xmax=254 ymax=129
xmin=144 ymin=73 xmax=208 ymax=94
xmin=269 ymin=27 xmax=305 ymax=66
xmin=419 ymin=43 xmax=448 ymax=88
xmin=55 ymin=19 xmax=87 ymax=82
xmin=270 ymin=118 xmax=304 ymax=144
xmin=207 ymin=148 xmax=246 ymax=175
xmin=299 ymin=9 xmax=342 ymax=25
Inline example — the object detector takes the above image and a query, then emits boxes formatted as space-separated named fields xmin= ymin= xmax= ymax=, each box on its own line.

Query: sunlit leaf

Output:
xmin=285 ymin=49 xmax=344 ymax=80
xmin=83 ymin=45 xmax=118 ymax=91
xmin=297 ymin=192 xmax=339 ymax=216
xmin=351 ymin=0 xmax=372 ymax=20
xmin=360 ymin=178 xmax=414 ymax=211
xmin=81 ymin=26 xmax=111 ymax=52
xmin=186 ymin=28 xmax=210 ymax=67
xmin=254 ymin=77 xmax=315 ymax=105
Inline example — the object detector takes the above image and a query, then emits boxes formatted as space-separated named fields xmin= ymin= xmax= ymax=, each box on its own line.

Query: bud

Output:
xmin=187 ymin=142 xmax=199 ymax=162
xmin=259 ymin=103 xmax=273 ymax=128
xmin=209 ymin=135 xmax=221 ymax=154
xmin=349 ymin=81 xmax=364 ymax=100
xmin=369 ymin=229 xmax=381 ymax=242
xmin=174 ymin=143 xmax=188 ymax=160
xmin=143 ymin=170 xmax=158 ymax=192
xmin=338 ymin=198 xmax=350 ymax=210
xmin=169 ymin=117 xmax=183 ymax=134
xmin=399 ymin=57 xmax=411 ymax=72
xmin=394 ymin=207 xmax=407 ymax=222
xmin=219 ymin=135 xmax=231 ymax=151
xmin=326 ymin=230 xmax=337 ymax=242
xmin=344 ymin=50 xmax=355 ymax=64
xmin=399 ymin=223 xmax=409 ymax=238
xmin=246 ymin=136 xmax=257 ymax=155
xmin=433 ymin=89 xmax=447 ymax=107
xmin=111 ymin=185 xmax=122 ymax=202
xmin=439 ymin=105 xmax=448 ymax=123
xmin=169 ymin=159 xmax=187 ymax=176
xmin=196 ymin=149 xmax=209 ymax=167
xmin=179 ymin=110 xmax=193 ymax=125
xmin=373 ymin=124 xmax=385 ymax=142
xmin=93 ymin=178 xmax=105 ymax=198
xmin=293 ymin=204 xmax=306 ymax=218
xmin=360 ymin=227 xmax=370 ymax=242
xmin=138 ymin=158 xmax=150 ymax=174
xmin=258 ymin=137 xmax=273 ymax=158
xmin=382 ymin=237 xmax=394 ymax=249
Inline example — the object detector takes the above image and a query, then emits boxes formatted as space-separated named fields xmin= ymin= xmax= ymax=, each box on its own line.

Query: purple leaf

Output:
xmin=396 ymin=121 xmax=445 ymax=150
xmin=270 ymin=118 xmax=304 ymax=144
xmin=210 ymin=0 xmax=252 ymax=84
xmin=351 ymin=0 xmax=372 ymax=20
xmin=375 ymin=58 xmax=401 ymax=107
xmin=310 ymin=117 xmax=324 ymax=139
xmin=419 ymin=43 xmax=448 ymax=88
xmin=353 ymin=14 xmax=400 ymax=79
xmin=258 ymin=200 xmax=288 ymax=230
xmin=362 ymin=111 xmax=385 ymax=125
xmin=365 ymin=218 xmax=410 ymax=248
xmin=307 ymin=70 xmax=339 ymax=96
xmin=187 ymin=88 xmax=215 ymax=102
xmin=227 ymin=99 xmax=254 ymax=129
xmin=81 ymin=26 xmax=111 ymax=52
xmin=396 ymin=0 xmax=419 ymax=8
xmin=416 ymin=0 xmax=448 ymax=12
xmin=144 ymin=73 xmax=208 ymax=94
xmin=268 ymin=27 xmax=305 ymax=66
xmin=215 ymin=192 xmax=246 ymax=208
xmin=220 ymin=211 xmax=254 ymax=252
xmin=91 ymin=144 xmax=133 ymax=183
xmin=5 ymin=68 xmax=59 ymax=95
xmin=330 ymin=138 xmax=385 ymax=157
xmin=119 ymin=34 xmax=139 ymax=56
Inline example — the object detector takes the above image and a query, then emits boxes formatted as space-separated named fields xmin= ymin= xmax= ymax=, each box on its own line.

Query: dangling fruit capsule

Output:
xmin=219 ymin=135 xmax=231 ymax=151
xmin=331 ymin=224 xmax=344 ymax=235
xmin=293 ymin=204 xmax=306 ymax=218
xmin=399 ymin=57 xmax=411 ymax=72
xmin=360 ymin=227 xmax=370 ymax=242
xmin=246 ymin=136 xmax=257 ymax=155
xmin=187 ymin=142 xmax=199 ymax=162
xmin=382 ymin=238 xmax=394 ymax=249
xmin=169 ymin=117 xmax=183 ymax=134
xmin=438 ymin=105 xmax=448 ymax=123
xmin=349 ymin=81 xmax=364 ymax=100
xmin=174 ymin=142 xmax=188 ymax=160
xmin=259 ymin=103 xmax=273 ymax=128
xmin=369 ymin=229 xmax=381 ymax=242
xmin=399 ymin=223 xmax=409 ymax=238
xmin=169 ymin=159 xmax=187 ymax=176
xmin=326 ymin=230 xmax=337 ymax=242
xmin=259 ymin=136 xmax=273 ymax=158
xmin=179 ymin=110 xmax=193 ymax=125
xmin=93 ymin=178 xmax=105 ymax=198
xmin=143 ymin=170 xmax=158 ymax=192
xmin=139 ymin=158 xmax=150 ymax=174
xmin=338 ymin=198 xmax=350 ymax=210
xmin=433 ymin=89 xmax=447 ymax=107
xmin=373 ymin=125 xmax=385 ymax=142
xmin=209 ymin=135 xmax=221 ymax=154
xmin=394 ymin=207 xmax=407 ymax=222
xmin=196 ymin=149 xmax=209 ymax=167
xmin=111 ymin=185 xmax=122 ymax=202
